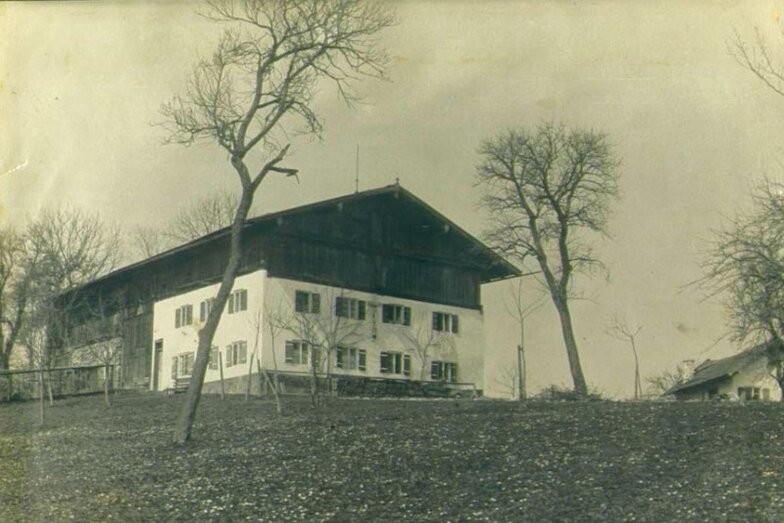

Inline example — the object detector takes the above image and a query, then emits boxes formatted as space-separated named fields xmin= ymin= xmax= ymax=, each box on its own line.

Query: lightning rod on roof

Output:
xmin=355 ymin=144 xmax=359 ymax=193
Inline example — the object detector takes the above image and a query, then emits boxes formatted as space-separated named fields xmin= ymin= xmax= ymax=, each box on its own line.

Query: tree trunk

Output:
xmin=218 ymin=351 xmax=225 ymax=401
xmin=172 ymin=189 xmax=253 ymax=444
xmin=245 ymin=352 xmax=254 ymax=401
xmin=46 ymin=369 xmax=54 ymax=406
xmin=310 ymin=349 xmax=319 ymax=408
xmin=38 ymin=368 xmax=45 ymax=424
xmin=517 ymin=345 xmax=526 ymax=401
xmin=553 ymin=296 xmax=588 ymax=396
xmin=104 ymin=363 xmax=111 ymax=408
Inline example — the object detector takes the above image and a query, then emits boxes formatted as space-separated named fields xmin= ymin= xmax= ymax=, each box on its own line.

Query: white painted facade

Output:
xmin=150 ymin=269 xmax=486 ymax=393
xmin=677 ymin=356 xmax=782 ymax=401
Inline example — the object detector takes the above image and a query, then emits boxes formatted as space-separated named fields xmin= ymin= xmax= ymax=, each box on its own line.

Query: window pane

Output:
xmin=311 ymin=293 xmax=321 ymax=314
xmin=452 ymin=315 xmax=459 ymax=334
xmin=403 ymin=307 xmax=411 ymax=326
xmin=295 ymin=291 xmax=308 ymax=312
xmin=358 ymin=300 xmax=366 ymax=320
xmin=358 ymin=350 xmax=367 ymax=371
xmin=380 ymin=352 xmax=390 ymax=373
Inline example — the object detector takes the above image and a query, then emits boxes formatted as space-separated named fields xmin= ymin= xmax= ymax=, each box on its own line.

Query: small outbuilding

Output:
xmin=667 ymin=343 xmax=782 ymax=401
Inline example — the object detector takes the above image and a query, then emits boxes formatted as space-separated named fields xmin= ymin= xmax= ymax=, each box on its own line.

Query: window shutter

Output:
xmin=451 ymin=315 xmax=459 ymax=334
xmin=171 ymin=357 xmax=178 ymax=380
xmin=311 ymin=293 xmax=321 ymax=314
xmin=380 ymin=352 xmax=390 ymax=373
xmin=295 ymin=291 xmax=306 ymax=312
xmin=382 ymin=304 xmax=392 ymax=323
xmin=239 ymin=342 xmax=247 ymax=364
xmin=358 ymin=350 xmax=367 ymax=371
xmin=228 ymin=294 xmax=235 ymax=314
xmin=335 ymin=347 xmax=344 ymax=369
xmin=432 ymin=312 xmax=440 ymax=331
xmin=225 ymin=347 xmax=233 ymax=367
xmin=335 ymin=297 xmax=346 ymax=318
xmin=186 ymin=305 xmax=192 ymax=325
xmin=403 ymin=355 xmax=411 ymax=376
xmin=431 ymin=362 xmax=440 ymax=380
xmin=450 ymin=363 xmax=458 ymax=382
xmin=175 ymin=309 xmax=181 ymax=328
xmin=200 ymin=301 xmax=206 ymax=322
xmin=358 ymin=300 xmax=366 ymax=320
xmin=240 ymin=290 xmax=247 ymax=311
xmin=209 ymin=347 xmax=218 ymax=370
xmin=285 ymin=341 xmax=295 ymax=364
xmin=403 ymin=307 xmax=411 ymax=326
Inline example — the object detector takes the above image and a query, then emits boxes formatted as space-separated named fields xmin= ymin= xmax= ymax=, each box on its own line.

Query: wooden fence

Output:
xmin=0 ymin=364 xmax=117 ymax=403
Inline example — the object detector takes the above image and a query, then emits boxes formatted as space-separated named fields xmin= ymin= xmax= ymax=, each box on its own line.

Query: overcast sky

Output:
xmin=3 ymin=1 xmax=784 ymax=398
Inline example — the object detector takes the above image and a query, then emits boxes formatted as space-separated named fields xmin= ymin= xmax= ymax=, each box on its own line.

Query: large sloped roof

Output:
xmin=65 ymin=184 xmax=520 ymax=296
xmin=666 ymin=343 xmax=770 ymax=395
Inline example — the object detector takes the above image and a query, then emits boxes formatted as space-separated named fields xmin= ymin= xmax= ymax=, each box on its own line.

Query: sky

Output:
xmin=2 ymin=0 xmax=784 ymax=398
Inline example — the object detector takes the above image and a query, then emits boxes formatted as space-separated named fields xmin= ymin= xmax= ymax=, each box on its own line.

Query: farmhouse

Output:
xmin=53 ymin=184 xmax=519 ymax=396
xmin=667 ymin=343 xmax=782 ymax=401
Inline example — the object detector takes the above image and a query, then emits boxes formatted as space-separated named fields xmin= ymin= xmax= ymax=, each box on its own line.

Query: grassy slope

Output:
xmin=1 ymin=393 xmax=783 ymax=522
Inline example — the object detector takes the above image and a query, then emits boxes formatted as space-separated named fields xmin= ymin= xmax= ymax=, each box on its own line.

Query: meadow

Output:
xmin=1 ymin=392 xmax=782 ymax=522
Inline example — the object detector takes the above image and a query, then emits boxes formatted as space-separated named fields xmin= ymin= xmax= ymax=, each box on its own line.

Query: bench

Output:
xmin=166 ymin=377 xmax=191 ymax=395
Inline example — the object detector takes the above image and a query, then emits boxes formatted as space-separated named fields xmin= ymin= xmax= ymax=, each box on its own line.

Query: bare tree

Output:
xmin=393 ymin=311 xmax=455 ymax=382
xmin=476 ymin=123 xmax=620 ymax=395
xmin=701 ymin=180 xmax=784 ymax=396
xmin=646 ymin=362 xmax=692 ymax=397
xmin=729 ymin=27 xmax=784 ymax=98
xmin=70 ymin=293 xmax=124 ymax=408
xmin=277 ymin=289 xmax=365 ymax=407
xmin=128 ymin=225 xmax=172 ymax=261
xmin=258 ymin=302 xmax=288 ymax=414
xmin=168 ymin=190 xmax=240 ymax=244
xmin=0 ymin=228 xmax=38 ymax=370
xmin=503 ymin=277 xmax=544 ymax=400
xmin=606 ymin=314 xmax=643 ymax=400
xmin=160 ymin=0 xmax=394 ymax=443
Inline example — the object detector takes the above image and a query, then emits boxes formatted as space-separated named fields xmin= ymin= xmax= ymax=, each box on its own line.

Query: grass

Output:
xmin=1 ymin=392 xmax=784 ymax=522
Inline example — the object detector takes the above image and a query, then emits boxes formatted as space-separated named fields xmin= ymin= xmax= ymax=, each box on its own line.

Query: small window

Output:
xmin=295 ymin=291 xmax=321 ymax=314
xmin=225 ymin=341 xmax=247 ymax=367
xmin=285 ymin=340 xmax=310 ymax=365
xmin=200 ymin=298 xmax=216 ymax=322
xmin=174 ymin=352 xmax=195 ymax=378
xmin=431 ymin=361 xmax=458 ymax=383
xmin=228 ymin=289 xmax=248 ymax=314
xmin=380 ymin=351 xmax=411 ymax=376
xmin=382 ymin=304 xmax=411 ymax=326
xmin=335 ymin=297 xmax=367 ymax=320
xmin=175 ymin=304 xmax=193 ymax=328
xmin=335 ymin=347 xmax=367 ymax=371
xmin=432 ymin=312 xmax=459 ymax=333
xmin=208 ymin=346 xmax=219 ymax=370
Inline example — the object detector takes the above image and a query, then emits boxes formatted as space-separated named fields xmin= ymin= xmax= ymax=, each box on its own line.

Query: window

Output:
xmin=208 ymin=346 xmax=219 ymax=370
xmin=382 ymin=304 xmax=411 ymax=326
xmin=228 ymin=289 xmax=248 ymax=314
xmin=335 ymin=297 xmax=367 ymax=320
xmin=225 ymin=341 xmax=247 ymax=367
xmin=432 ymin=312 xmax=459 ymax=333
xmin=172 ymin=352 xmax=195 ymax=378
xmin=380 ymin=351 xmax=411 ymax=376
xmin=295 ymin=291 xmax=321 ymax=314
xmin=285 ymin=340 xmax=311 ymax=365
xmin=200 ymin=298 xmax=216 ymax=322
xmin=737 ymin=386 xmax=761 ymax=401
xmin=175 ymin=304 xmax=193 ymax=328
xmin=431 ymin=361 xmax=459 ymax=383
xmin=335 ymin=347 xmax=367 ymax=371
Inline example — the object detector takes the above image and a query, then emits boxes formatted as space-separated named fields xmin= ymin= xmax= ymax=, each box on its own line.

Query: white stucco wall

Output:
xmin=262 ymin=277 xmax=486 ymax=389
xmin=150 ymin=271 xmax=487 ymax=391
xmin=150 ymin=270 xmax=266 ymax=391
xmin=720 ymin=359 xmax=782 ymax=401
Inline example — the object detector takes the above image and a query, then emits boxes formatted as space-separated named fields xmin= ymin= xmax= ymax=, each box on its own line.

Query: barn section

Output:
xmin=52 ymin=183 xmax=520 ymax=389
